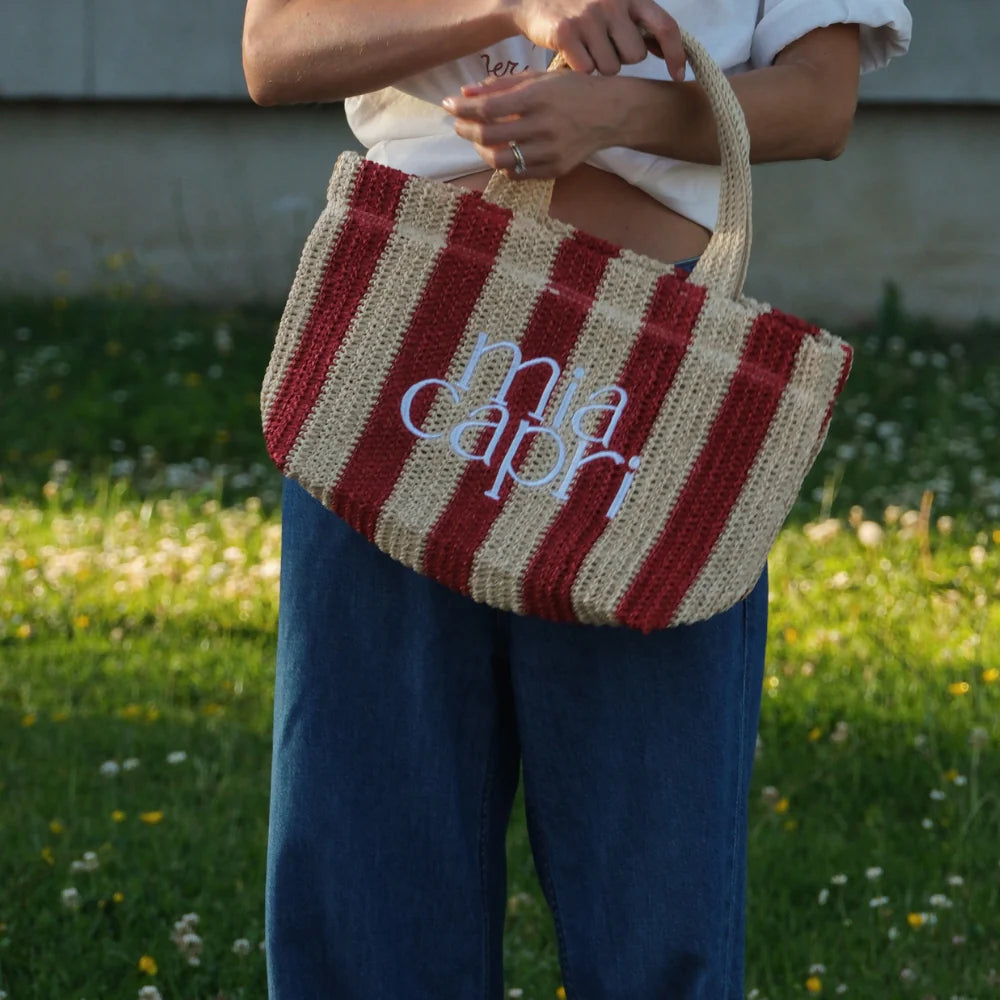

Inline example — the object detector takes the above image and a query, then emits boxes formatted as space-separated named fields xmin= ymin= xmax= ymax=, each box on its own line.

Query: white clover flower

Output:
xmin=70 ymin=852 xmax=99 ymax=874
xmin=138 ymin=988 xmax=164 ymax=1000
xmin=830 ymin=721 xmax=850 ymax=744
xmin=99 ymin=760 xmax=121 ymax=777
xmin=760 ymin=785 xmax=781 ymax=806
xmin=921 ymin=817 xmax=934 ymax=829
xmin=818 ymin=888 xmax=830 ymax=905
xmin=747 ymin=991 xmax=761 ymax=1000
xmin=899 ymin=968 xmax=917 ymax=984
xmin=953 ymin=774 xmax=968 ymax=786
xmin=887 ymin=926 xmax=899 ymax=941
xmin=946 ymin=874 xmax=965 ymax=887
xmin=969 ymin=727 xmax=989 ymax=749
xmin=123 ymin=757 xmax=141 ymax=771
xmin=835 ymin=986 xmax=848 ymax=995
xmin=61 ymin=887 xmax=82 ymax=909
xmin=232 ymin=938 xmax=251 ymax=956
xmin=865 ymin=866 xmax=884 ymax=880
xmin=869 ymin=896 xmax=890 ymax=908
xmin=913 ymin=733 xmax=928 ymax=750
xmin=929 ymin=789 xmax=946 ymax=801
xmin=809 ymin=964 xmax=826 ymax=975
xmin=929 ymin=894 xmax=953 ymax=908
xmin=830 ymin=873 xmax=848 ymax=885
xmin=508 ymin=990 xmax=524 ymax=999
xmin=166 ymin=751 xmax=187 ymax=765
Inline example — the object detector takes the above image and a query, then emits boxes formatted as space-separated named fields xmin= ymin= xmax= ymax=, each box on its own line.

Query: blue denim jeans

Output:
xmin=265 ymin=257 xmax=768 ymax=999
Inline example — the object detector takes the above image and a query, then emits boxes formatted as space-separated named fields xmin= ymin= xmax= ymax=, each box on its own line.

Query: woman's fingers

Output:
xmin=509 ymin=1 xmax=686 ymax=81
xmin=633 ymin=1 xmax=687 ymax=81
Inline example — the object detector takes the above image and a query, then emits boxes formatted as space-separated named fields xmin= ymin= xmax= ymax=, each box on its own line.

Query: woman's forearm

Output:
xmin=608 ymin=65 xmax=850 ymax=165
xmin=242 ymin=0 xmax=513 ymax=105
xmin=608 ymin=24 xmax=861 ymax=164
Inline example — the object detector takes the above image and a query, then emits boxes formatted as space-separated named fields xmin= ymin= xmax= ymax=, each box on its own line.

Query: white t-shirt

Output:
xmin=344 ymin=0 xmax=911 ymax=231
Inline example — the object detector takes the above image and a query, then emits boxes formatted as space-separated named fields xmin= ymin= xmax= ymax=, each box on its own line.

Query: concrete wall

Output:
xmin=2 ymin=0 xmax=999 ymax=323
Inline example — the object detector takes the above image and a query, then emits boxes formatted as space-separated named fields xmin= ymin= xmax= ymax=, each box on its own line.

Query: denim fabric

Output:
xmin=265 ymin=255 xmax=769 ymax=998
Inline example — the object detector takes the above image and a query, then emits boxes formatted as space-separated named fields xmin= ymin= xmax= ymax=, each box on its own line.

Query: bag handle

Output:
xmin=481 ymin=29 xmax=752 ymax=301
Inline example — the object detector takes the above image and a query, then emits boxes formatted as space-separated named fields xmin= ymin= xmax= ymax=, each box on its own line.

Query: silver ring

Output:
xmin=508 ymin=140 xmax=527 ymax=175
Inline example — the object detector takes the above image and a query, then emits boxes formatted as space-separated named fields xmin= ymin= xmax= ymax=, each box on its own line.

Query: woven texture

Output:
xmin=261 ymin=31 xmax=852 ymax=632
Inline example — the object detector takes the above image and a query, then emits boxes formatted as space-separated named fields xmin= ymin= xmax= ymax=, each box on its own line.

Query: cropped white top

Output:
xmin=344 ymin=0 xmax=911 ymax=231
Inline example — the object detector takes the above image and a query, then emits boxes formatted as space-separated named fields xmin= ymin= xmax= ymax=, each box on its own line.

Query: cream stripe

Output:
xmin=374 ymin=213 xmax=566 ymax=569
xmin=672 ymin=332 xmax=849 ymax=624
xmin=470 ymin=253 xmax=664 ymax=613
xmin=261 ymin=155 xmax=360 ymax=427
xmin=283 ymin=176 xmax=461 ymax=494
xmin=570 ymin=294 xmax=769 ymax=626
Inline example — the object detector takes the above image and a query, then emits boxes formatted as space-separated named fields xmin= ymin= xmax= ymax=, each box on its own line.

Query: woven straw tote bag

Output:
xmin=261 ymin=30 xmax=852 ymax=633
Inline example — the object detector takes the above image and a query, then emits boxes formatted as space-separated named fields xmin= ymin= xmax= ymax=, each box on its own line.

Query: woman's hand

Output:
xmin=502 ymin=0 xmax=686 ymax=81
xmin=443 ymin=69 xmax=631 ymax=179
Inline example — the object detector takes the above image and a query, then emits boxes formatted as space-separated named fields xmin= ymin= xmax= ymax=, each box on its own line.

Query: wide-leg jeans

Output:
xmin=265 ymin=473 xmax=768 ymax=999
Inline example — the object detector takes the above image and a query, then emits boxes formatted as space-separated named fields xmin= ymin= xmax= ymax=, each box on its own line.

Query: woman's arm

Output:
xmin=241 ymin=0 xmax=686 ymax=106
xmin=611 ymin=23 xmax=862 ymax=162
xmin=445 ymin=23 xmax=862 ymax=175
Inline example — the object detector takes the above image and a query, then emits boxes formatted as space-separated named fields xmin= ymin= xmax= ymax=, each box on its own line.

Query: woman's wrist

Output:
xmin=602 ymin=75 xmax=719 ymax=163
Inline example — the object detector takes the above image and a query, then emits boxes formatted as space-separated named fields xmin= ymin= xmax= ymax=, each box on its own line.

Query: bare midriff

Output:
xmin=446 ymin=162 xmax=711 ymax=265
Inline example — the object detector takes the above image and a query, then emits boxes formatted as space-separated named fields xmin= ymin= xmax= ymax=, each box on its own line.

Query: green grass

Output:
xmin=1 ymin=290 xmax=998 ymax=999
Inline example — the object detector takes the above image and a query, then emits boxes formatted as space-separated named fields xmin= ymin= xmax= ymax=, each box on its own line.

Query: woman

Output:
xmin=243 ymin=2 xmax=911 ymax=996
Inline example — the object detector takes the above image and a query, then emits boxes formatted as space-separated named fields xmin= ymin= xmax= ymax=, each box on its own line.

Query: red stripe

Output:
xmin=422 ymin=233 xmax=617 ymax=596
xmin=264 ymin=162 xmax=409 ymax=470
xmin=520 ymin=273 xmax=708 ymax=623
xmin=329 ymin=192 xmax=513 ymax=539
xmin=617 ymin=308 xmax=810 ymax=633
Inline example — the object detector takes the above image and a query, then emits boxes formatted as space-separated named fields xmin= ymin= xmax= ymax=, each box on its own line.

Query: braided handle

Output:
xmin=481 ymin=29 xmax=752 ymax=301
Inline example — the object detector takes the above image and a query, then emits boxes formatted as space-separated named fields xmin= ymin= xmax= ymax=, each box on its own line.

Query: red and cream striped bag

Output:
xmin=261 ymin=31 xmax=851 ymax=633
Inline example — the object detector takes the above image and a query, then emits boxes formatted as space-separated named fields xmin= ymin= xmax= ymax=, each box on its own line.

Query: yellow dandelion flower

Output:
xmin=113 ymin=890 xmax=124 ymax=903
xmin=765 ymin=676 xmax=780 ymax=691
xmin=943 ymin=768 xmax=959 ymax=783
xmin=983 ymin=668 xmax=999 ymax=684
xmin=145 ymin=706 xmax=160 ymax=722
xmin=140 ymin=810 xmax=164 ymax=825
xmin=556 ymin=988 xmax=567 ymax=1000
xmin=49 ymin=819 xmax=65 ymax=835
xmin=21 ymin=712 xmax=37 ymax=727
xmin=51 ymin=710 xmax=70 ymax=722
xmin=784 ymin=627 xmax=799 ymax=643
xmin=111 ymin=810 xmax=126 ymax=823
xmin=807 ymin=726 xmax=823 ymax=742
xmin=40 ymin=846 xmax=55 ymax=865
xmin=948 ymin=682 xmax=970 ymax=696
xmin=120 ymin=704 xmax=143 ymax=720
xmin=993 ymin=529 xmax=1000 ymax=545
xmin=805 ymin=976 xmax=823 ymax=993
xmin=15 ymin=623 xmax=32 ymax=640
xmin=137 ymin=954 xmax=158 ymax=975
xmin=774 ymin=797 xmax=790 ymax=814
xmin=907 ymin=912 xmax=925 ymax=928
xmin=73 ymin=614 xmax=90 ymax=629
xmin=18 ymin=555 xmax=38 ymax=569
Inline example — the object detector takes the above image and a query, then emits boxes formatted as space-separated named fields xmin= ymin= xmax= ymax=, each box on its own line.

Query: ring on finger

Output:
xmin=508 ymin=140 xmax=527 ymax=175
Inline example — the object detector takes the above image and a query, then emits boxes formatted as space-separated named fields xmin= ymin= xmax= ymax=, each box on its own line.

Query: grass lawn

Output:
xmin=1 ymin=290 xmax=998 ymax=999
